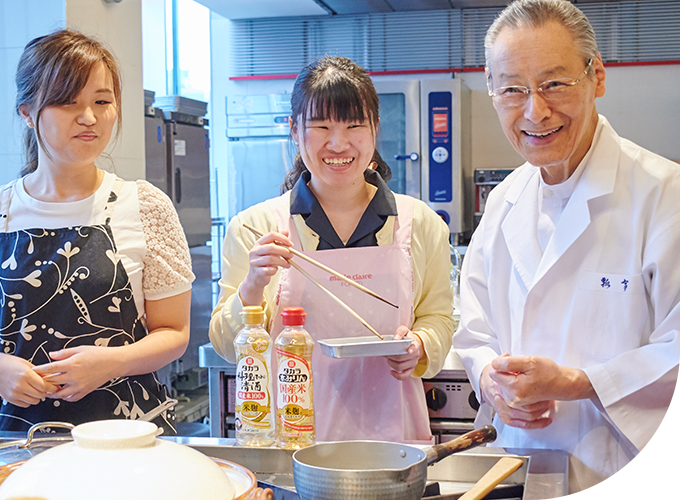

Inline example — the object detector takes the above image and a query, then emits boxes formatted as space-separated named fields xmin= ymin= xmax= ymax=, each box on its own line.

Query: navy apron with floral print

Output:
xmin=0 ymin=178 xmax=175 ymax=434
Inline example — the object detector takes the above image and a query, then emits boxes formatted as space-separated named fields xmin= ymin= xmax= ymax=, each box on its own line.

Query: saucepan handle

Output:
xmin=18 ymin=422 xmax=75 ymax=449
xmin=425 ymin=425 xmax=497 ymax=466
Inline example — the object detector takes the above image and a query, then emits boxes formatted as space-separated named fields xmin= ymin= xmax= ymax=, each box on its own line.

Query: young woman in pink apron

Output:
xmin=0 ymin=30 xmax=193 ymax=435
xmin=210 ymin=56 xmax=455 ymax=443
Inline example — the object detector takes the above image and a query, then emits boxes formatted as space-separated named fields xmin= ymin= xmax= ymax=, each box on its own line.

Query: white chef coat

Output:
xmin=454 ymin=116 xmax=680 ymax=493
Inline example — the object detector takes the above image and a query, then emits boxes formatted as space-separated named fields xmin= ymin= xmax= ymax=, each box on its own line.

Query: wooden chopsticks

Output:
xmin=242 ymin=223 xmax=389 ymax=340
xmin=242 ymin=223 xmax=397 ymax=308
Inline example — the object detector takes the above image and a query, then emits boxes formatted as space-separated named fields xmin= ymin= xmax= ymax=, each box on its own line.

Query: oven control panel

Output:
xmin=423 ymin=379 xmax=479 ymax=420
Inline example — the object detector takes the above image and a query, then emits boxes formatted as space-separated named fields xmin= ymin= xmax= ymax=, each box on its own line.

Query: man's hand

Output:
xmin=480 ymin=362 xmax=555 ymax=429
xmin=479 ymin=354 xmax=596 ymax=429
xmin=491 ymin=354 xmax=595 ymax=406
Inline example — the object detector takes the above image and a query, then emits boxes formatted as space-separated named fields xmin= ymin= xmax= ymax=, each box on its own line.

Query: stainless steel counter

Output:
xmin=178 ymin=439 xmax=569 ymax=499
xmin=199 ymin=342 xmax=234 ymax=437
xmin=5 ymin=432 xmax=679 ymax=500
xmin=0 ymin=432 xmax=569 ymax=499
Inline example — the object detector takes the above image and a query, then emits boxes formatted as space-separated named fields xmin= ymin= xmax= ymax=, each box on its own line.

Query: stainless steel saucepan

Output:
xmin=292 ymin=425 xmax=497 ymax=500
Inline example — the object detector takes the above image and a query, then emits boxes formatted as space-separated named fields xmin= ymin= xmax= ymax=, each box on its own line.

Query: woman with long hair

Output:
xmin=0 ymin=30 xmax=193 ymax=435
xmin=210 ymin=56 xmax=454 ymax=443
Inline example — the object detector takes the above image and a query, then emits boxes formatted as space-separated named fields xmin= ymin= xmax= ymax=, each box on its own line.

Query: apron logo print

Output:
xmin=330 ymin=273 xmax=373 ymax=287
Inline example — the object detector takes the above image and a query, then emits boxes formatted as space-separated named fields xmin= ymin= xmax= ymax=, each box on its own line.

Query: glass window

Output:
xmin=175 ymin=0 xmax=210 ymax=102
xmin=142 ymin=0 xmax=210 ymax=103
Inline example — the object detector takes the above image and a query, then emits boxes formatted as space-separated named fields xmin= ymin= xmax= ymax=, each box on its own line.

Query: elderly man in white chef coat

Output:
xmin=453 ymin=0 xmax=680 ymax=494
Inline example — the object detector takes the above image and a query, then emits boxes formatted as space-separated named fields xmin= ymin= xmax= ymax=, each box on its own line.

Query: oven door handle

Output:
xmin=394 ymin=152 xmax=419 ymax=162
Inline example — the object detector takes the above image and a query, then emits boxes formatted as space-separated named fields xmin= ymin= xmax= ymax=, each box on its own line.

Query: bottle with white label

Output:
xmin=275 ymin=307 xmax=315 ymax=449
xmin=233 ymin=306 xmax=275 ymax=447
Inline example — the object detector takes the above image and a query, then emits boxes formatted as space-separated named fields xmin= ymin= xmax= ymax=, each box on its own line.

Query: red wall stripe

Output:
xmin=229 ymin=60 xmax=680 ymax=80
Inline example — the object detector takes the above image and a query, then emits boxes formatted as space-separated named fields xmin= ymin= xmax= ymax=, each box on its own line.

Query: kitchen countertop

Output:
xmin=0 ymin=431 xmax=680 ymax=500
xmin=0 ymin=431 xmax=569 ymax=499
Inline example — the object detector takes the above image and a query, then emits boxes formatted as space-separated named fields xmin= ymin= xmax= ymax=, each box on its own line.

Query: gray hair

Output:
xmin=485 ymin=0 xmax=599 ymax=71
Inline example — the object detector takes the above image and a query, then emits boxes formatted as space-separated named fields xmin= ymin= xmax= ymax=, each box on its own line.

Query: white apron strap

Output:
xmin=0 ymin=180 xmax=19 ymax=233
xmin=102 ymin=177 xmax=126 ymax=225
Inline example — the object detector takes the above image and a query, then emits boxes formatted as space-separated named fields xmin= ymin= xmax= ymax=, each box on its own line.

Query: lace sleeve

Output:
xmin=136 ymin=180 xmax=195 ymax=298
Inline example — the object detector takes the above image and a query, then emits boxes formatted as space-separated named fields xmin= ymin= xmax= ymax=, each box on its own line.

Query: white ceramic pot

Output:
xmin=0 ymin=420 xmax=237 ymax=500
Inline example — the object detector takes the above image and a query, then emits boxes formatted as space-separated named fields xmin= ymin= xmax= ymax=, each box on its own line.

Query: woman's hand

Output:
xmin=0 ymin=353 xmax=60 ymax=407
xmin=32 ymin=346 xmax=120 ymax=402
xmin=385 ymin=326 xmax=425 ymax=381
xmin=240 ymin=230 xmax=293 ymax=306
xmin=32 ymin=292 xmax=191 ymax=403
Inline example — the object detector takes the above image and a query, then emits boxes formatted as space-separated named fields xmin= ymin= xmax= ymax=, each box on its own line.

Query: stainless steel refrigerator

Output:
xmin=144 ymin=95 xmax=212 ymax=389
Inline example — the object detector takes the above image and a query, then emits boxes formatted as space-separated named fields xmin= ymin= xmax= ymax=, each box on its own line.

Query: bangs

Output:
xmin=40 ymin=47 xmax=101 ymax=107
xmin=301 ymin=77 xmax=378 ymax=127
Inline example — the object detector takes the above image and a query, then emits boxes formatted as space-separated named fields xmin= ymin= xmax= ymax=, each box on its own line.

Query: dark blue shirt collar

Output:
xmin=289 ymin=169 xmax=397 ymax=249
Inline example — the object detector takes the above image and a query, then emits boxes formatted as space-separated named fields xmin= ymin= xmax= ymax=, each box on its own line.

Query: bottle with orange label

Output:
xmin=275 ymin=307 xmax=315 ymax=449
xmin=233 ymin=306 xmax=275 ymax=447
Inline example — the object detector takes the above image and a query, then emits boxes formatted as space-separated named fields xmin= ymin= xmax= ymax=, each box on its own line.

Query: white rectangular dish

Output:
xmin=318 ymin=336 xmax=413 ymax=359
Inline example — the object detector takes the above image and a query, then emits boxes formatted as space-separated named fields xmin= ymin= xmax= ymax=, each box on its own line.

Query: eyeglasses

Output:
xmin=487 ymin=59 xmax=593 ymax=106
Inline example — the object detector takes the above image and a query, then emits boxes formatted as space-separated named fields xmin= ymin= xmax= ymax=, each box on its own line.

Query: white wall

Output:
xmin=596 ymin=64 xmax=680 ymax=162
xmin=141 ymin=0 xmax=168 ymax=99
xmin=0 ymin=0 xmax=145 ymax=187
xmin=0 ymin=0 xmax=66 ymax=186
xmin=66 ymin=0 xmax=145 ymax=181
xmin=209 ymin=13 xmax=298 ymax=219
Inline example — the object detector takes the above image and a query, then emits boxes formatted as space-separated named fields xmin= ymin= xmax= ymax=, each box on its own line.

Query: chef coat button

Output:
xmin=544 ymin=189 xmax=553 ymax=197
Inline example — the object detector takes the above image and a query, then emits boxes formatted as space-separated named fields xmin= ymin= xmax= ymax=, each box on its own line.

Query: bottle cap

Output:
xmin=281 ymin=307 xmax=306 ymax=326
xmin=241 ymin=306 xmax=265 ymax=325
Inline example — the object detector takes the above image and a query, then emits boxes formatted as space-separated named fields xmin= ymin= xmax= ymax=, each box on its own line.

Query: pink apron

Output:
xmin=266 ymin=194 xmax=432 ymax=444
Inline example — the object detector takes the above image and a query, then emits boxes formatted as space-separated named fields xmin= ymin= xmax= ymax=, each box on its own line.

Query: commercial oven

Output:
xmin=473 ymin=168 xmax=516 ymax=230
xmin=373 ymin=79 xmax=472 ymax=242
xmin=422 ymin=345 xmax=481 ymax=443
xmin=217 ymin=79 xmax=472 ymax=243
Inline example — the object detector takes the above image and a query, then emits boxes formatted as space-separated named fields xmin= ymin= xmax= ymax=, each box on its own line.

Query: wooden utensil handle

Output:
xmin=458 ymin=457 xmax=524 ymax=500
xmin=426 ymin=425 xmax=497 ymax=465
